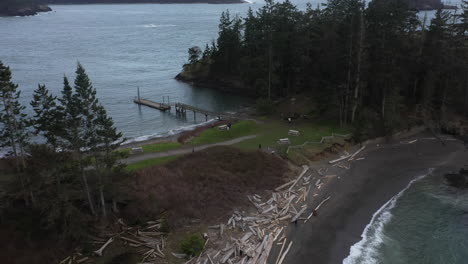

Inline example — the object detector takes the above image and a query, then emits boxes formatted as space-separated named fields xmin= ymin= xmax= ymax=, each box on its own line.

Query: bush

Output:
xmin=159 ymin=217 xmax=170 ymax=233
xmin=107 ymin=252 xmax=140 ymax=264
xmin=181 ymin=234 xmax=205 ymax=257
xmin=256 ymin=98 xmax=275 ymax=115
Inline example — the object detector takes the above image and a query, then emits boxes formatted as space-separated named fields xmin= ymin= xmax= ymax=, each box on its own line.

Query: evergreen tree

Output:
xmin=0 ymin=61 xmax=30 ymax=170
xmin=30 ymin=84 xmax=61 ymax=147
xmin=59 ymin=76 xmax=81 ymax=151
xmin=93 ymin=104 xmax=124 ymax=217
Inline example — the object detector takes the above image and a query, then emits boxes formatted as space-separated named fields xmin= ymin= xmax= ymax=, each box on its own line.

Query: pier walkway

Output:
xmin=134 ymin=98 xmax=234 ymax=120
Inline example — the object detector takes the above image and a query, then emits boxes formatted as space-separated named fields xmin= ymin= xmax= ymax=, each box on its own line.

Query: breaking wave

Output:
xmin=343 ymin=169 xmax=433 ymax=264
xmin=140 ymin=24 xmax=177 ymax=28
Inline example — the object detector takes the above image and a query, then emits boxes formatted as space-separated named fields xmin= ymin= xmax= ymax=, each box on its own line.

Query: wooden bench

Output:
xmin=278 ymin=138 xmax=291 ymax=144
xmin=131 ymin=147 xmax=143 ymax=154
xmin=288 ymin=130 xmax=300 ymax=136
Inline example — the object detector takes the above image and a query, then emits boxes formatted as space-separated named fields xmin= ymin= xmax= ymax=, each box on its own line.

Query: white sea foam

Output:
xmin=0 ymin=119 xmax=218 ymax=157
xmin=140 ymin=24 xmax=177 ymax=28
xmin=343 ymin=169 xmax=433 ymax=264
xmin=122 ymin=118 xmax=217 ymax=145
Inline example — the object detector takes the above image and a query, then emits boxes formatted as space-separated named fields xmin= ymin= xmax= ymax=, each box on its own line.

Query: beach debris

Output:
xmin=277 ymin=241 xmax=293 ymax=264
xmin=348 ymin=145 xmax=366 ymax=161
xmin=328 ymin=154 xmax=352 ymax=164
xmin=178 ymin=165 xmax=316 ymax=264
xmin=58 ymin=217 xmax=170 ymax=263
xmin=93 ymin=237 xmax=114 ymax=256
xmin=304 ymin=196 xmax=331 ymax=223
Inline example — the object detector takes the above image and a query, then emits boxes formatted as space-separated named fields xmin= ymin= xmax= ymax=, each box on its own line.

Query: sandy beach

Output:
xmin=281 ymin=132 xmax=468 ymax=264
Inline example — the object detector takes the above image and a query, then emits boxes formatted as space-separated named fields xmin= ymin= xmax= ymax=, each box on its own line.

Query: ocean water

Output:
xmin=344 ymin=170 xmax=468 ymax=264
xmin=0 ymin=0 xmax=324 ymax=147
xmin=0 ymin=1 xmax=460 ymax=148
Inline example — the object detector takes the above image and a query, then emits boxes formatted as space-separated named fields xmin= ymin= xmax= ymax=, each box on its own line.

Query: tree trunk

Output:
xmin=381 ymin=89 xmax=386 ymax=119
xmin=112 ymin=199 xmax=119 ymax=213
xmin=351 ymin=10 xmax=365 ymax=123
xmin=464 ymin=73 xmax=468 ymax=116
xmin=81 ymin=166 xmax=96 ymax=216
xmin=413 ymin=12 xmax=428 ymax=99
xmin=100 ymin=186 xmax=107 ymax=219
xmin=344 ymin=15 xmax=355 ymax=125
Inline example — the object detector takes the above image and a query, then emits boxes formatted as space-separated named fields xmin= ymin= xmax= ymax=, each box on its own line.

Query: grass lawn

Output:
xmin=190 ymin=120 xmax=259 ymax=145
xmin=126 ymin=155 xmax=181 ymax=171
xmin=119 ymin=142 xmax=182 ymax=156
xmin=233 ymin=120 xmax=351 ymax=152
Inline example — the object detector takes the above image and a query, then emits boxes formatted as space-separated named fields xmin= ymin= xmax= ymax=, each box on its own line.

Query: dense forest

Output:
xmin=0 ymin=62 xmax=131 ymax=262
xmin=180 ymin=0 xmax=468 ymax=138
xmin=45 ymin=0 xmax=244 ymax=3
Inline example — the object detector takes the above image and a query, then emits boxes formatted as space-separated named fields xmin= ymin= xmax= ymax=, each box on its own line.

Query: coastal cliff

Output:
xmin=175 ymin=63 xmax=255 ymax=97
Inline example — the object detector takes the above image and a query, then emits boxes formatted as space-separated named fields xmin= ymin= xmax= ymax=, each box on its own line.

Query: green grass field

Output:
xmin=190 ymin=120 xmax=259 ymax=145
xmin=119 ymin=142 xmax=181 ymax=156
xmin=233 ymin=120 xmax=350 ymax=151
xmin=126 ymin=155 xmax=181 ymax=171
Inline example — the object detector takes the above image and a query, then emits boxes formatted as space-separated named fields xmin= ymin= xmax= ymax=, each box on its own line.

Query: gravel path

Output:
xmin=123 ymin=135 xmax=257 ymax=164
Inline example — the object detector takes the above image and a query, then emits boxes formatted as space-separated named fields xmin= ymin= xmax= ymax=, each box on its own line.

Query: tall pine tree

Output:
xmin=0 ymin=61 xmax=30 ymax=170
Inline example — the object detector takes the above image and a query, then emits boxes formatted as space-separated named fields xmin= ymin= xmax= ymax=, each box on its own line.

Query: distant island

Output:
xmin=0 ymin=0 xmax=51 ymax=16
xmin=405 ymin=0 xmax=458 ymax=10
xmin=0 ymin=0 xmax=245 ymax=17
xmin=45 ymin=0 xmax=245 ymax=3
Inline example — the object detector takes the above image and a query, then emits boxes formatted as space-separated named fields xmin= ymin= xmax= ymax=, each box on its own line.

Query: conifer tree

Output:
xmin=93 ymin=104 xmax=123 ymax=217
xmin=0 ymin=61 xmax=30 ymax=170
xmin=30 ymin=84 xmax=61 ymax=147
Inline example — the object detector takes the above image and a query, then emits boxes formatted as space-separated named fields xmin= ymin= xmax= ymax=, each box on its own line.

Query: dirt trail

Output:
xmin=123 ymin=135 xmax=257 ymax=164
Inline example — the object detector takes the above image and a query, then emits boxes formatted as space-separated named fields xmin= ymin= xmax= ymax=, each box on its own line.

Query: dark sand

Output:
xmin=282 ymin=133 xmax=468 ymax=264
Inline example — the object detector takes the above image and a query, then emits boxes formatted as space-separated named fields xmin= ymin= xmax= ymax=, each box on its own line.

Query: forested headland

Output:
xmin=0 ymin=0 xmax=245 ymax=17
xmin=178 ymin=0 xmax=468 ymax=139
xmin=0 ymin=0 xmax=51 ymax=16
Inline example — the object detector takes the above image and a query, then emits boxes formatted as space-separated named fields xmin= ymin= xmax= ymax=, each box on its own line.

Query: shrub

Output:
xmin=159 ymin=217 xmax=170 ymax=233
xmin=181 ymin=234 xmax=205 ymax=257
xmin=107 ymin=252 xmax=139 ymax=264
xmin=256 ymin=98 xmax=275 ymax=115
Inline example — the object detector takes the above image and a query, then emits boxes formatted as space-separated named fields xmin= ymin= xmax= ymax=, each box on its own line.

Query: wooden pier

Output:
xmin=133 ymin=97 xmax=233 ymax=120
xmin=134 ymin=98 xmax=171 ymax=111
xmin=174 ymin=102 xmax=233 ymax=121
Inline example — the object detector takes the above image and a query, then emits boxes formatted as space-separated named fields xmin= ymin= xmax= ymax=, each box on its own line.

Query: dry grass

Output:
xmin=124 ymin=146 xmax=289 ymax=226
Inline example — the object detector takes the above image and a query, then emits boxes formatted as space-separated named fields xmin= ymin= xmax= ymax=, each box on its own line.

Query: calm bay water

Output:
xmin=0 ymin=1 xmax=452 ymax=143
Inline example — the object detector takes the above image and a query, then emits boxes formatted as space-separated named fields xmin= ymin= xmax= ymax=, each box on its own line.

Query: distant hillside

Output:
xmin=46 ymin=0 xmax=245 ymax=3
xmin=404 ymin=0 xmax=457 ymax=10
xmin=0 ymin=0 xmax=51 ymax=16
xmin=0 ymin=0 xmax=244 ymax=16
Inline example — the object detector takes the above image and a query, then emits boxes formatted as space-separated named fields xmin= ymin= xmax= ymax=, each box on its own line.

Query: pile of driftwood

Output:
xmin=58 ymin=147 xmax=368 ymax=264
xmin=328 ymin=145 xmax=366 ymax=170
xmin=59 ymin=219 xmax=167 ymax=264
xmin=184 ymin=165 xmax=332 ymax=264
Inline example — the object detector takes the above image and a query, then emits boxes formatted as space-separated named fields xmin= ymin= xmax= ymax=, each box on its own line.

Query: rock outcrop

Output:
xmin=445 ymin=169 xmax=468 ymax=189
xmin=0 ymin=2 xmax=52 ymax=17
